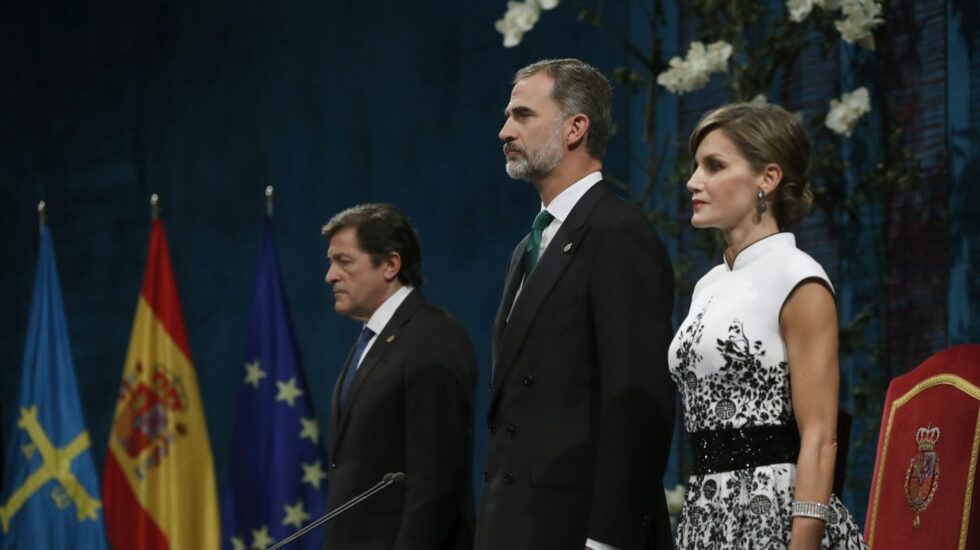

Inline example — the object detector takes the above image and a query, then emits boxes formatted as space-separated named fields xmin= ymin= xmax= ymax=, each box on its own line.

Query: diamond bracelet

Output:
xmin=791 ymin=501 xmax=832 ymax=522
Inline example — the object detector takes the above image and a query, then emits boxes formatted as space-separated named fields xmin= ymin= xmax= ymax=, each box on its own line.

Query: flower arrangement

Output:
xmin=787 ymin=0 xmax=884 ymax=50
xmin=655 ymin=41 xmax=734 ymax=95
xmin=494 ymin=0 xmax=883 ymax=137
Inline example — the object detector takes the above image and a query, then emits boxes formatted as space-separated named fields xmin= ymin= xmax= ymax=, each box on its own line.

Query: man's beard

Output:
xmin=504 ymin=121 xmax=566 ymax=182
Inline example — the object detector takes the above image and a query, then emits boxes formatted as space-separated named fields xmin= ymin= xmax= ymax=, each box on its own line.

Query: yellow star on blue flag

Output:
xmin=222 ymin=222 xmax=326 ymax=549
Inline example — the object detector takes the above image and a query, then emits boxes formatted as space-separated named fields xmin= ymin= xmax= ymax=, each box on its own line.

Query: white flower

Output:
xmin=506 ymin=1 xmax=540 ymax=32
xmin=785 ymin=0 xmax=840 ymax=22
xmin=786 ymin=0 xmax=818 ymax=22
xmin=494 ymin=1 xmax=542 ymax=47
xmin=665 ymin=484 xmax=687 ymax=515
xmin=835 ymin=0 xmax=884 ymax=50
xmin=656 ymin=40 xmax=733 ymax=94
xmin=682 ymin=42 xmax=711 ymax=79
xmin=492 ymin=0 xmax=559 ymax=48
xmin=495 ymin=18 xmax=525 ymax=48
xmin=825 ymin=86 xmax=871 ymax=136
xmin=704 ymin=41 xmax=733 ymax=72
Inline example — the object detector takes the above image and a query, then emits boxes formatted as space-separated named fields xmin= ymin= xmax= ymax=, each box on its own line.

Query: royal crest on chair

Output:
xmin=904 ymin=423 xmax=941 ymax=528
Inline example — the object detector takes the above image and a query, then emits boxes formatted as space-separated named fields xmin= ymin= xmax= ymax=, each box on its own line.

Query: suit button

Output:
xmin=330 ymin=461 xmax=337 ymax=469
xmin=505 ymin=425 xmax=516 ymax=436
xmin=488 ymin=423 xmax=496 ymax=435
xmin=523 ymin=375 xmax=534 ymax=386
xmin=503 ymin=472 xmax=513 ymax=484
xmin=488 ymin=383 xmax=493 ymax=393
xmin=482 ymin=470 xmax=490 ymax=482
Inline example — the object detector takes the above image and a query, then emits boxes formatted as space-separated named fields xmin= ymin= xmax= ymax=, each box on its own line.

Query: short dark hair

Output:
xmin=689 ymin=102 xmax=814 ymax=229
xmin=322 ymin=203 xmax=423 ymax=288
xmin=514 ymin=58 xmax=612 ymax=160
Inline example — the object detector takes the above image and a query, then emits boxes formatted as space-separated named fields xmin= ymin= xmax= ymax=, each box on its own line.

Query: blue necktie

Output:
xmin=340 ymin=326 xmax=375 ymax=408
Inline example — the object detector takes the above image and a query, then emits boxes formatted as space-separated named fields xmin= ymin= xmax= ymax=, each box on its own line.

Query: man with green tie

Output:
xmin=476 ymin=59 xmax=676 ymax=550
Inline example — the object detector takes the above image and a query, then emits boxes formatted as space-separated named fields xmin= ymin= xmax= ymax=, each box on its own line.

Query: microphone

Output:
xmin=387 ymin=472 xmax=406 ymax=483
xmin=268 ymin=472 xmax=405 ymax=550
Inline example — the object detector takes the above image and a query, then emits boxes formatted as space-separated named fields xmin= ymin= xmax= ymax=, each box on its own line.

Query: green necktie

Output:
xmin=524 ymin=210 xmax=554 ymax=275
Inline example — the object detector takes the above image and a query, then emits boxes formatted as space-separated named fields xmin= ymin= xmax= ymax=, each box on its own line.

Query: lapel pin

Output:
xmin=386 ymin=334 xmax=396 ymax=343
xmin=563 ymin=243 xmax=573 ymax=253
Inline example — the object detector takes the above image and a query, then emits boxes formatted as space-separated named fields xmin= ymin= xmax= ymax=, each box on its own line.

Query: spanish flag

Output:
xmin=103 ymin=219 xmax=220 ymax=549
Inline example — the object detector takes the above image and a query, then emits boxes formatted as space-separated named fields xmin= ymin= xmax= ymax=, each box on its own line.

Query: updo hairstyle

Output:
xmin=689 ymin=103 xmax=814 ymax=229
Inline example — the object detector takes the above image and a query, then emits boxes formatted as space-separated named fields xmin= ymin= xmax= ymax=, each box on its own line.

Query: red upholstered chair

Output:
xmin=864 ymin=344 xmax=980 ymax=549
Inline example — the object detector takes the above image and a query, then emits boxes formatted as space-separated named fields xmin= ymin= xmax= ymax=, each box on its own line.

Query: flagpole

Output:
xmin=150 ymin=193 xmax=160 ymax=220
xmin=38 ymin=200 xmax=47 ymax=233
xmin=265 ymin=185 xmax=274 ymax=219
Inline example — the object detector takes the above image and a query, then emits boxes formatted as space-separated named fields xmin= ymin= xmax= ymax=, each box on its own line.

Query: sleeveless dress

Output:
xmin=667 ymin=233 xmax=867 ymax=549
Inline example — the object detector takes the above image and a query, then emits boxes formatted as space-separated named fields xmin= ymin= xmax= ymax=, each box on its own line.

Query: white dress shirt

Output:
xmin=355 ymin=285 xmax=414 ymax=370
xmin=510 ymin=171 xmax=604 ymax=310
xmin=534 ymin=170 xmax=603 ymax=260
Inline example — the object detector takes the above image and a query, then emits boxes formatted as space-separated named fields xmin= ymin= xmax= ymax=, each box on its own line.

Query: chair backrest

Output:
xmin=864 ymin=344 xmax=980 ymax=549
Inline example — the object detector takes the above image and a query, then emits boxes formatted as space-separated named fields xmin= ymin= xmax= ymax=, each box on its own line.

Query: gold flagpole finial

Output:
xmin=265 ymin=186 xmax=274 ymax=219
xmin=150 ymin=193 xmax=160 ymax=220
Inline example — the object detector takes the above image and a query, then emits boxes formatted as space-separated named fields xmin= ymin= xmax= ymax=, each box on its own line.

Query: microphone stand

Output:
xmin=268 ymin=472 xmax=406 ymax=550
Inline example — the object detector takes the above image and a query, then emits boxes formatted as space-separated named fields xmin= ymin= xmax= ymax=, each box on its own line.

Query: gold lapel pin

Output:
xmin=386 ymin=334 xmax=396 ymax=343
xmin=563 ymin=243 xmax=573 ymax=253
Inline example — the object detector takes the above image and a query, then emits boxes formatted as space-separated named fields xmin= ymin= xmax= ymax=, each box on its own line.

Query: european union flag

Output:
xmin=222 ymin=222 xmax=327 ymax=550
xmin=0 ymin=225 xmax=108 ymax=549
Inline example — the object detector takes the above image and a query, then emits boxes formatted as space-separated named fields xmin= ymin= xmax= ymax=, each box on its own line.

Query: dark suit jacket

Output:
xmin=325 ymin=289 xmax=477 ymax=550
xmin=475 ymin=182 xmax=675 ymax=550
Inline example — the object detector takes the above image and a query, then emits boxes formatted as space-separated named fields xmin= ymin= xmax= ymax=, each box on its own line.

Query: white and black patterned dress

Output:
xmin=668 ymin=233 xmax=867 ymax=549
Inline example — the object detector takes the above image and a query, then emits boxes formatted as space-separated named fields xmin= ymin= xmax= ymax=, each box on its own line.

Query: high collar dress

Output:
xmin=668 ymin=233 xmax=867 ymax=549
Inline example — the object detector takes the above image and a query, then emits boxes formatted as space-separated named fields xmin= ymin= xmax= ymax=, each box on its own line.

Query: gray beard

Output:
xmin=505 ymin=157 xmax=556 ymax=182
xmin=504 ymin=125 xmax=565 ymax=182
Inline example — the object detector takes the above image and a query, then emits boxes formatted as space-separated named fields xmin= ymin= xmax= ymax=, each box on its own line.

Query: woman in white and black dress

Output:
xmin=668 ymin=103 xmax=868 ymax=549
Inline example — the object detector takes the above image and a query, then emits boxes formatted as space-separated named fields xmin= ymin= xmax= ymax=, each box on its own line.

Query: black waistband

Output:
xmin=689 ymin=423 xmax=800 ymax=475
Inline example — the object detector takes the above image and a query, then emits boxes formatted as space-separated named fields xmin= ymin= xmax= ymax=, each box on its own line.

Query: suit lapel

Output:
xmin=329 ymin=345 xmax=356 ymax=452
xmin=493 ymin=234 xmax=530 ymax=354
xmin=490 ymin=183 xmax=610 ymax=406
xmin=332 ymin=289 xmax=423 ymax=453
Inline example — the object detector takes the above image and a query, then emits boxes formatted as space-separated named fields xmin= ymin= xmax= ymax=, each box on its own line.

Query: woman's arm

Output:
xmin=781 ymin=281 xmax=839 ymax=550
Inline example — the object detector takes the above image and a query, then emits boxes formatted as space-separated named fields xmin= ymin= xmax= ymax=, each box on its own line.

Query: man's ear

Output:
xmin=382 ymin=252 xmax=402 ymax=283
xmin=566 ymin=113 xmax=590 ymax=149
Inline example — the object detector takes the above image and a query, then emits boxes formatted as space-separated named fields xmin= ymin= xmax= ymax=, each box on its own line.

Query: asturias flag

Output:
xmin=102 ymin=218 xmax=220 ymax=549
xmin=222 ymin=222 xmax=327 ymax=550
xmin=0 ymin=224 xmax=108 ymax=549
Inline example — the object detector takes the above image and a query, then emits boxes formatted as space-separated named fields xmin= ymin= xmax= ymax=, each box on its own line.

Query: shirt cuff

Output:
xmin=586 ymin=539 xmax=621 ymax=550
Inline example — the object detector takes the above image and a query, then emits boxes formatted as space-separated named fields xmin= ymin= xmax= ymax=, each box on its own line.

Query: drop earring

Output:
xmin=756 ymin=190 xmax=767 ymax=214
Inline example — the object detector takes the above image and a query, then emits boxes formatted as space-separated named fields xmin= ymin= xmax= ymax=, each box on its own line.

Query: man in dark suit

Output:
xmin=475 ymin=59 xmax=676 ymax=550
xmin=322 ymin=203 xmax=476 ymax=550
